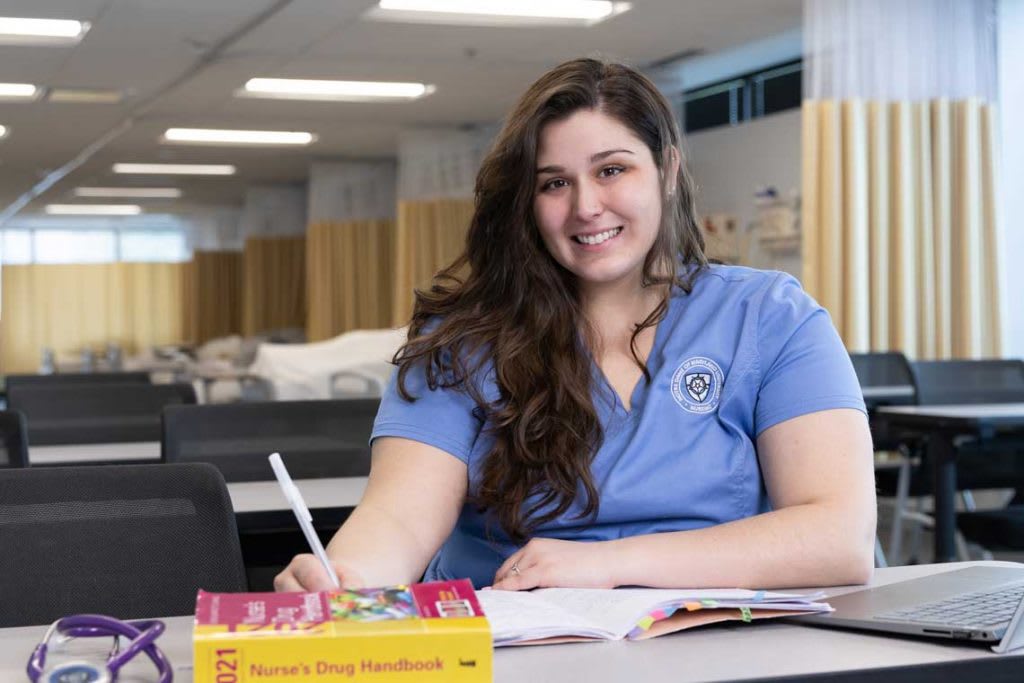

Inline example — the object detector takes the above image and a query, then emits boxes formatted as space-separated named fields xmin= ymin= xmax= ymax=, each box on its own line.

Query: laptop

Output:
xmin=796 ymin=566 xmax=1024 ymax=653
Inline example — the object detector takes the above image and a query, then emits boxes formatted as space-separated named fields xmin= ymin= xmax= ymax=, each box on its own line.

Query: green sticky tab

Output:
xmin=740 ymin=606 xmax=753 ymax=623
xmin=700 ymin=599 xmax=718 ymax=608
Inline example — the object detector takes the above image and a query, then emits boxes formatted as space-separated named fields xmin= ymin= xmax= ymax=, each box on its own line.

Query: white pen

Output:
xmin=268 ymin=452 xmax=341 ymax=589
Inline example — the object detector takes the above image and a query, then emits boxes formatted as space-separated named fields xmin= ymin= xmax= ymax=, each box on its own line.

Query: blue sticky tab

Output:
xmin=752 ymin=590 xmax=766 ymax=602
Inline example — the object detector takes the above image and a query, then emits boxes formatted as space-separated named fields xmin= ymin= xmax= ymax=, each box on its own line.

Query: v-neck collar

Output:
xmin=593 ymin=287 xmax=685 ymax=417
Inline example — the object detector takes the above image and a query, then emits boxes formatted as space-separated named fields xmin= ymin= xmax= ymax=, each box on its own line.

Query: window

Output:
xmin=120 ymin=230 xmax=188 ymax=262
xmin=1 ymin=230 xmax=32 ymax=264
xmin=754 ymin=62 xmax=803 ymax=117
xmin=0 ymin=218 xmax=189 ymax=264
xmin=34 ymin=230 xmax=117 ymax=264
xmin=683 ymin=79 xmax=744 ymax=133
xmin=682 ymin=59 xmax=802 ymax=133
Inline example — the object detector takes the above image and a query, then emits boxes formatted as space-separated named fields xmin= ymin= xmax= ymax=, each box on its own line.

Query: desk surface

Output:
xmin=1 ymin=562 xmax=1022 ymax=682
xmin=876 ymin=403 xmax=1024 ymax=432
xmin=860 ymin=385 xmax=915 ymax=399
xmin=878 ymin=403 xmax=1024 ymax=418
xmin=29 ymin=441 xmax=162 ymax=465
xmin=228 ymin=476 xmax=366 ymax=513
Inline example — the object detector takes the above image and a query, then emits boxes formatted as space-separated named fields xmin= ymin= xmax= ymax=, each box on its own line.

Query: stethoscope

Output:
xmin=27 ymin=614 xmax=173 ymax=683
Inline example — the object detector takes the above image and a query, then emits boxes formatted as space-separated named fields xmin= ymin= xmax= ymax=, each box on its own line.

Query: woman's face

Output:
xmin=533 ymin=108 xmax=667 ymax=293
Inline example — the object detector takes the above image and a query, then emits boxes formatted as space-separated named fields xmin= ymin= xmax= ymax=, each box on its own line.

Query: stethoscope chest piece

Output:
xmin=42 ymin=660 xmax=112 ymax=683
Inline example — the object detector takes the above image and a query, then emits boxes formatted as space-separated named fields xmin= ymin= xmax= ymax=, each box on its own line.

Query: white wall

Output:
xmin=685 ymin=109 xmax=803 ymax=276
xmin=238 ymin=184 xmax=307 ymax=240
xmin=184 ymin=208 xmax=243 ymax=252
xmin=308 ymin=160 xmax=397 ymax=222
xmin=998 ymin=0 xmax=1023 ymax=359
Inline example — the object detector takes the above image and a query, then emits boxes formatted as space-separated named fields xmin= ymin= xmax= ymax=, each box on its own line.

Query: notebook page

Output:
xmin=525 ymin=588 xmax=781 ymax=640
xmin=477 ymin=589 xmax=617 ymax=643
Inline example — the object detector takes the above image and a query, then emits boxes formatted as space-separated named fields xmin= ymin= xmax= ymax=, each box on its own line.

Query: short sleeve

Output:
xmin=754 ymin=273 xmax=865 ymax=435
xmin=370 ymin=359 xmax=485 ymax=465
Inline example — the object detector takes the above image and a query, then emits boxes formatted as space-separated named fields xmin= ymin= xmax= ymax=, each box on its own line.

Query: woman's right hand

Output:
xmin=273 ymin=554 xmax=363 ymax=592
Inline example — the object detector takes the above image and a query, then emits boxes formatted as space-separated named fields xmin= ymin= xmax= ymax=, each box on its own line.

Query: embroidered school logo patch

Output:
xmin=671 ymin=356 xmax=724 ymax=414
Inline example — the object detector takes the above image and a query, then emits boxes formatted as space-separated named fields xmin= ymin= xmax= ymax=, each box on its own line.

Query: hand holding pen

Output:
xmin=269 ymin=452 xmax=352 ymax=592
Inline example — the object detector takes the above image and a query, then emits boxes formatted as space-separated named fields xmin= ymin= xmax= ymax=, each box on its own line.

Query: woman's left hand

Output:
xmin=491 ymin=538 xmax=617 ymax=590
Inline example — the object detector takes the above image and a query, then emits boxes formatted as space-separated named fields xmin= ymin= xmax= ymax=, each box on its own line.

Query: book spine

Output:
xmin=194 ymin=626 xmax=492 ymax=683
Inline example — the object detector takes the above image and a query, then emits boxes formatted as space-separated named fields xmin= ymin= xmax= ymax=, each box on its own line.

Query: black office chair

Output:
xmin=911 ymin=360 xmax=1024 ymax=553
xmin=161 ymin=398 xmax=378 ymax=482
xmin=0 ymin=463 xmax=247 ymax=627
xmin=162 ymin=398 xmax=377 ymax=590
xmin=850 ymin=351 xmax=917 ymax=446
xmin=7 ymin=382 xmax=196 ymax=446
xmin=849 ymin=352 xmax=923 ymax=565
xmin=910 ymin=359 xmax=1024 ymax=406
xmin=3 ymin=371 xmax=152 ymax=390
xmin=0 ymin=410 xmax=28 ymax=468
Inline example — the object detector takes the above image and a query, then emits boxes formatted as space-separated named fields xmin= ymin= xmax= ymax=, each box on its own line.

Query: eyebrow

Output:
xmin=536 ymin=148 xmax=635 ymax=175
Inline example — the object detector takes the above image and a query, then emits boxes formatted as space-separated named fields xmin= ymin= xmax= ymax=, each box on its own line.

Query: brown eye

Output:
xmin=598 ymin=165 xmax=625 ymax=178
xmin=541 ymin=178 xmax=568 ymax=192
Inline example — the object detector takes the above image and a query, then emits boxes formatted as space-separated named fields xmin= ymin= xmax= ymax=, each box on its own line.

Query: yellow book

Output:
xmin=193 ymin=579 xmax=491 ymax=682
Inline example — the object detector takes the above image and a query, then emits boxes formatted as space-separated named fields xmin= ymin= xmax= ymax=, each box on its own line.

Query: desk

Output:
xmin=29 ymin=441 xmax=161 ymax=465
xmin=228 ymin=476 xmax=366 ymax=513
xmin=860 ymin=384 xmax=915 ymax=409
xmin=1 ymin=562 xmax=1022 ymax=682
xmin=229 ymin=477 xmax=367 ymax=590
xmin=876 ymin=403 xmax=1024 ymax=562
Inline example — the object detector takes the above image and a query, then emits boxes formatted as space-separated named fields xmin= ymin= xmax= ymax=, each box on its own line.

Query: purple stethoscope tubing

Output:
xmin=27 ymin=614 xmax=173 ymax=683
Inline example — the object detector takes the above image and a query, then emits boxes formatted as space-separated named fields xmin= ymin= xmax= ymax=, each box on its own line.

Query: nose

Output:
xmin=573 ymin=177 xmax=603 ymax=222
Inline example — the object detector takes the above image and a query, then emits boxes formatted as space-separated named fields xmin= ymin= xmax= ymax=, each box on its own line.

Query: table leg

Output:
xmin=930 ymin=434 xmax=957 ymax=563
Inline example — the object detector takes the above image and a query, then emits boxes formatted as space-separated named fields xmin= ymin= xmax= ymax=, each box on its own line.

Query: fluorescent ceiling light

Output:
xmin=0 ymin=125 xmax=7 ymax=139
xmin=162 ymin=127 xmax=316 ymax=146
xmin=74 ymin=187 xmax=182 ymax=199
xmin=0 ymin=83 xmax=38 ymax=100
xmin=367 ymin=0 xmax=631 ymax=26
xmin=45 ymin=204 xmax=142 ymax=215
xmin=47 ymin=87 xmax=124 ymax=104
xmin=239 ymin=78 xmax=433 ymax=102
xmin=112 ymin=163 xmax=236 ymax=176
xmin=0 ymin=17 xmax=89 ymax=44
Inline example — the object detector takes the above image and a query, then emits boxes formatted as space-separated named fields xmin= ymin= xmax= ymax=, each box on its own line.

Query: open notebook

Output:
xmin=476 ymin=587 xmax=831 ymax=646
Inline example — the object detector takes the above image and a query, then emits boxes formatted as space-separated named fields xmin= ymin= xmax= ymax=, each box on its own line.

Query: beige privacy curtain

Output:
xmin=801 ymin=0 xmax=999 ymax=359
xmin=242 ymin=236 xmax=306 ymax=336
xmin=391 ymin=198 xmax=474 ymax=325
xmin=306 ymin=220 xmax=395 ymax=341
xmin=183 ymin=251 xmax=242 ymax=344
xmin=0 ymin=262 xmax=186 ymax=374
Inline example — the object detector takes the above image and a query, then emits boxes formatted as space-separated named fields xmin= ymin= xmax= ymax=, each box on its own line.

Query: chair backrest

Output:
xmin=911 ymin=359 xmax=1024 ymax=405
xmin=162 ymin=398 xmax=378 ymax=482
xmin=849 ymin=352 xmax=915 ymax=388
xmin=7 ymin=382 xmax=197 ymax=446
xmin=0 ymin=410 xmax=28 ymax=468
xmin=4 ymin=371 xmax=151 ymax=391
xmin=849 ymin=352 xmax=917 ymax=414
xmin=0 ymin=463 xmax=246 ymax=627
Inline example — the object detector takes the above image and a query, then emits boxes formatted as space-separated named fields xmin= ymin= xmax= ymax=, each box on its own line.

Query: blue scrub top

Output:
xmin=371 ymin=265 xmax=866 ymax=588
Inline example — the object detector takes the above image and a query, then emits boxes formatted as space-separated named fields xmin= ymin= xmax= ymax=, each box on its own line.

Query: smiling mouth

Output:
xmin=572 ymin=226 xmax=622 ymax=245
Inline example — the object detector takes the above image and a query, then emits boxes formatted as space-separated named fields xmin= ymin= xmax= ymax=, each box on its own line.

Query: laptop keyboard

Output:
xmin=879 ymin=582 xmax=1024 ymax=629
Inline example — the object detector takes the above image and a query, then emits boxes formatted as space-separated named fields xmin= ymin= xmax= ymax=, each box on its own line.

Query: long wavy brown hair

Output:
xmin=394 ymin=58 xmax=707 ymax=542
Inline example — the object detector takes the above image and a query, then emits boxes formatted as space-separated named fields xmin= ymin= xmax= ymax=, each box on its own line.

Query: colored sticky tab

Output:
xmin=739 ymin=607 xmax=753 ymax=623
xmin=752 ymin=591 xmax=766 ymax=603
xmin=700 ymin=599 xmax=719 ymax=608
xmin=636 ymin=615 xmax=655 ymax=631
xmin=684 ymin=601 xmax=702 ymax=611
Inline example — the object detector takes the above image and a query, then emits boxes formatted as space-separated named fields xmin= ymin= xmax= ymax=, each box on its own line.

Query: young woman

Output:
xmin=276 ymin=58 xmax=876 ymax=593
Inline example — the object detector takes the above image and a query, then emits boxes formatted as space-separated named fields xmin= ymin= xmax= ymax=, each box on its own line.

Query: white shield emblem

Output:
xmin=685 ymin=373 xmax=711 ymax=403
